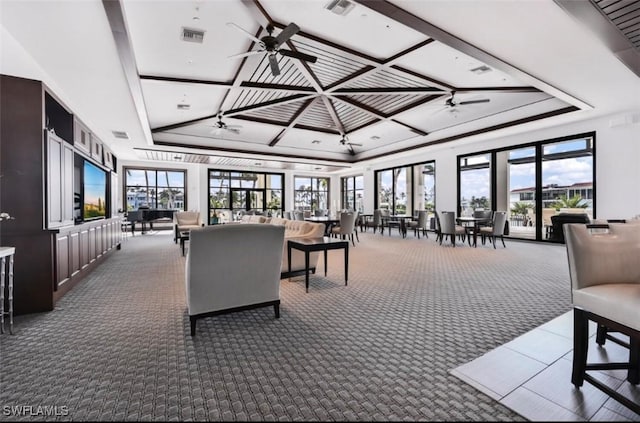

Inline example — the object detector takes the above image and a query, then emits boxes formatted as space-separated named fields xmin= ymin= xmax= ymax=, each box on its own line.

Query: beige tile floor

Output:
xmin=451 ymin=311 xmax=640 ymax=421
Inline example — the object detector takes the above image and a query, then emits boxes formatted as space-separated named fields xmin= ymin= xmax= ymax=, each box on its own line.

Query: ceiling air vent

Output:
xmin=181 ymin=27 xmax=205 ymax=43
xmin=324 ymin=0 xmax=355 ymax=16
xmin=177 ymin=104 xmax=191 ymax=110
xmin=112 ymin=130 xmax=129 ymax=139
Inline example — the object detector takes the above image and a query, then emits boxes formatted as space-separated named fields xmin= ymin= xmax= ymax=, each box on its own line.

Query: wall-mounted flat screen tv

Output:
xmin=83 ymin=160 xmax=107 ymax=220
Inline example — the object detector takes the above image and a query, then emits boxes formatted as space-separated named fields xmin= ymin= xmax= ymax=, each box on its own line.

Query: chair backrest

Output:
xmin=439 ymin=211 xmax=456 ymax=234
xmin=373 ymin=209 xmax=382 ymax=225
xmin=339 ymin=212 xmax=356 ymax=233
xmin=314 ymin=209 xmax=324 ymax=217
xmin=417 ymin=210 xmax=428 ymax=228
xmin=564 ymin=223 xmax=640 ymax=293
xmin=379 ymin=209 xmax=390 ymax=218
xmin=283 ymin=211 xmax=292 ymax=220
xmin=175 ymin=211 xmax=200 ymax=226
xmin=490 ymin=211 xmax=507 ymax=235
xmin=293 ymin=211 xmax=305 ymax=221
xmin=186 ymin=224 xmax=285 ymax=316
xmin=434 ymin=210 xmax=441 ymax=232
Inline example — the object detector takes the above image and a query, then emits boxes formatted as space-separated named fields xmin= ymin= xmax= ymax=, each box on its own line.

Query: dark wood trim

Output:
xmin=332 ymin=87 xmax=445 ymax=95
xmin=268 ymin=97 xmax=315 ymax=146
xmin=384 ymin=39 xmax=435 ymax=63
xmin=140 ymin=74 xmax=232 ymax=86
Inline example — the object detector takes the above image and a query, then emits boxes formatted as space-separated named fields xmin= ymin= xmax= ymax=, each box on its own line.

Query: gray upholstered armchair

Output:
xmin=564 ymin=223 xmax=640 ymax=414
xmin=185 ymin=224 xmax=285 ymax=336
xmin=173 ymin=211 xmax=202 ymax=243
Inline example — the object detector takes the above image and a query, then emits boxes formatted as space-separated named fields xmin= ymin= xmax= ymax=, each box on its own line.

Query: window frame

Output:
xmin=123 ymin=166 xmax=187 ymax=211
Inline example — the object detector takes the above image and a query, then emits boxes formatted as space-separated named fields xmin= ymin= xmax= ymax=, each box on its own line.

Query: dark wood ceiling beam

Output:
xmin=293 ymin=124 xmax=341 ymax=134
xmin=239 ymin=81 xmax=317 ymax=93
xmin=268 ymin=98 xmax=316 ymax=146
xmin=391 ymin=120 xmax=429 ymax=136
xmin=232 ymin=115 xmax=290 ymax=127
xmin=140 ymin=74 xmax=231 ymax=87
xmin=152 ymin=114 xmax=219 ymax=133
xmin=383 ymin=39 xmax=435 ymax=63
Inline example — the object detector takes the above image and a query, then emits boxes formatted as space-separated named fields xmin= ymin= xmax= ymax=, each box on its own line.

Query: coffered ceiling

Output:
xmin=2 ymin=0 xmax=639 ymax=170
xmin=112 ymin=0 xmax=585 ymax=163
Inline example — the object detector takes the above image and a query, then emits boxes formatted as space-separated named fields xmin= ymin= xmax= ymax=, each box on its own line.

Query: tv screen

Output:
xmin=83 ymin=160 xmax=107 ymax=220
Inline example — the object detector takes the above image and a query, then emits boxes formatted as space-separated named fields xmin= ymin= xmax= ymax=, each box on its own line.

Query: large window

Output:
xmin=341 ymin=175 xmax=364 ymax=212
xmin=124 ymin=168 xmax=186 ymax=211
xmin=374 ymin=161 xmax=434 ymax=215
xmin=208 ymin=170 xmax=284 ymax=223
xmin=461 ymin=132 xmax=595 ymax=242
xmin=294 ymin=176 xmax=329 ymax=212
xmin=459 ymin=153 xmax=491 ymax=216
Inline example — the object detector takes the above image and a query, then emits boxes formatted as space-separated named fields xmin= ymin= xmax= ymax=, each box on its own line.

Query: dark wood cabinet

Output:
xmin=0 ymin=74 xmax=121 ymax=315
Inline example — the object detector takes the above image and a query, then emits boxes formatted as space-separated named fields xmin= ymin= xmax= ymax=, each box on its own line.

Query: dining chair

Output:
xmin=439 ymin=211 xmax=467 ymax=247
xmin=293 ymin=211 xmax=305 ymax=221
xmin=330 ymin=211 xmax=357 ymax=246
xmin=362 ymin=209 xmax=383 ymax=234
xmin=479 ymin=211 xmax=507 ymax=248
xmin=407 ymin=210 xmax=429 ymax=239
xmin=564 ymin=223 xmax=640 ymax=415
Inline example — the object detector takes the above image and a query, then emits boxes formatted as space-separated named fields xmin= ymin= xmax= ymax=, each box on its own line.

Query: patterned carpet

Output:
xmin=0 ymin=229 xmax=572 ymax=421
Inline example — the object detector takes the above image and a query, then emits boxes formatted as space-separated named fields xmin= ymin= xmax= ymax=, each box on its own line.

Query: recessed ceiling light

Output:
xmin=370 ymin=135 xmax=380 ymax=140
xmin=254 ymin=162 xmax=262 ymax=166
xmin=174 ymin=155 xmax=182 ymax=161
xmin=311 ymin=140 xmax=321 ymax=144
xmin=314 ymin=167 xmax=322 ymax=170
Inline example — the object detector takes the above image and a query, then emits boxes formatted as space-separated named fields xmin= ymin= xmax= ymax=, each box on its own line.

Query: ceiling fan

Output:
xmin=443 ymin=90 xmax=490 ymax=112
xmin=227 ymin=22 xmax=318 ymax=77
xmin=210 ymin=114 xmax=242 ymax=135
xmin=339 ymin=134 xmax=362 ymax=156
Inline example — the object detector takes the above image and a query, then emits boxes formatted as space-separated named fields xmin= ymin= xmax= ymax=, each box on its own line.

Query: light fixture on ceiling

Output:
xmin=254 ymin=162 xmax=262 ymax=166
xmin=173 ymin=155 xmax=182 ymax=161
xmin=314 ymin=167 xmax=322 ymax=170
xmin=325 ymin=0 xmax=355 ymax=16
xmin=311 ymin=140 xmax=321 ymax=144
xmin=370 ymin=135 xmax=380 ymax=140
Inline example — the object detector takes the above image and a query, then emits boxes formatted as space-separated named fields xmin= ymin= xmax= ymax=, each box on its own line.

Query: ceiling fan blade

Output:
xmin=268 ymin=53 xmax=281 ymax=76
xmin=279 ymin=49 xmax=317 ymax=63
xmin=226 ymin=22 xmax=264 ymax=45
xmin=228 ymin=50 xmax=264 ymax=59
xmin=459 ymin=98 xmax=490 ymax=105
xmin=275 ymin=22 xmax=300 ymax=46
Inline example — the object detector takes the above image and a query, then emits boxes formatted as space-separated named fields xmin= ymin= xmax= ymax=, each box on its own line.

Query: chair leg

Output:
xmin=354 ymin=229 xmax=359 ymax=243
xmin=274 ymin=303 xmax=280 ymax=319
xmin=190 ymin=316 xmax=197 ymax=336
xmin=492 ymin=236 xmax=497 ymax=249
xmin=596 ymin=324 xmax=608 ymax=345
xmin=628 ymin=337 xmax=640 ymax=384
xmin=351 ymin=234 xmax=355 ymax=247
xmin=572 ymin=308 xmax=589 ymax=387
xmin=501 ymin=235 xmax=506 ymax=248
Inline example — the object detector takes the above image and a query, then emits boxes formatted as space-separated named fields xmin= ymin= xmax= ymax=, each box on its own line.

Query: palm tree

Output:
xmin=510 ymin=201 xmax=533 ymax=225
xmin=553 ymin=194 xmax=588 ymax=209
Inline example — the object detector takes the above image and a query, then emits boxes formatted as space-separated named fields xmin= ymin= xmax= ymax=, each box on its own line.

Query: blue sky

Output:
xmin=84 ymin=161 xmax=106 ymax=205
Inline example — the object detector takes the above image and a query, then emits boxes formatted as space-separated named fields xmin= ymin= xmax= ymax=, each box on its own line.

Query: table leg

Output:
xmin=324 ymin=249 xmax=328 ymax=276
xmin=344 ymin=244 xmax=349 ymax=286
xmin=287 ymin=243 xmax=292 ymax=281
xmin=305 ymin=251 xmax=310 ymax=293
